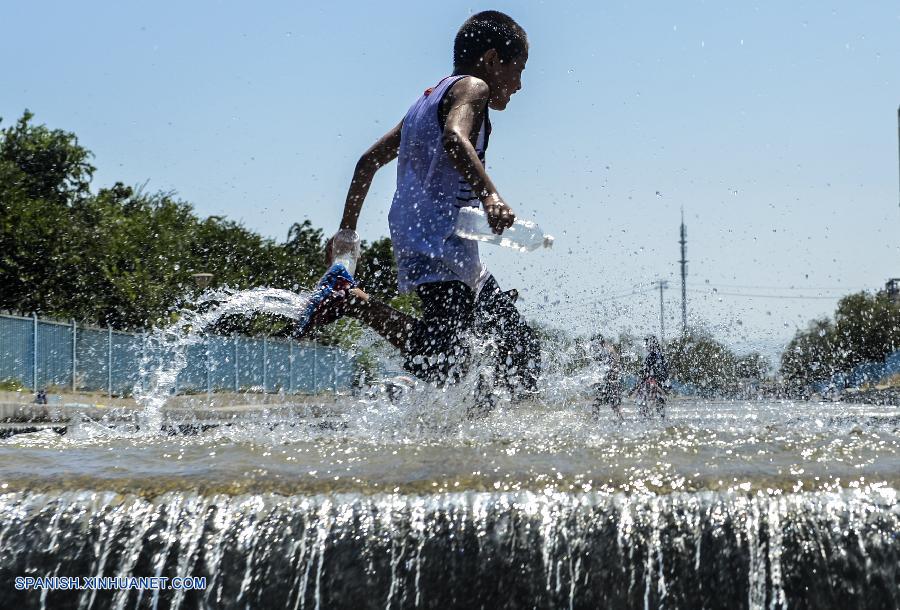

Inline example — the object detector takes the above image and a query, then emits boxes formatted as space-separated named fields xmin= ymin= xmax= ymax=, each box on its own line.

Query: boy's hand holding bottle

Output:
xmin=455 ymin=196 xmax=553 ymax=252
xmin=482 ymin=192 xmax=516 ymax=235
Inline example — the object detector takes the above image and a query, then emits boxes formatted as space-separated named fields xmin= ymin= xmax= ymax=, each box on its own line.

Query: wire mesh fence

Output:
xmin=0 ymin=313 xmax=357 ymax=396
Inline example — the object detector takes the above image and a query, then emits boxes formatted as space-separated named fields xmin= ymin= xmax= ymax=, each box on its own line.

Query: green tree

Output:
xmin=355 ymin=237 xmax=398 ymax=302
xmin=666 ymin=329 xmax=739 ymax=396
xmin=0 ymin=111 xmax=401 ymax=344
xmin=780 ymin=318 xmax=838 ymax=391
xmin=735 ymin=352 xmax=770 ymax=380
xmin=0 ymin=111 xmax=99 ymax=318
xmin=0 ymin=111 xmax=94 ymax=205
xmin=832 ymin=292 xmax=900 ymax=367
xmin=779 ymin=291 xmax=900 ymax=393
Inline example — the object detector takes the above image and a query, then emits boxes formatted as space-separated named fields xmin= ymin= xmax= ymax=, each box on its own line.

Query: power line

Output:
xmin=679 ymin=210 xmax=687 ymax=336
xmin=688 ymin=283 xmax=868 ymax=291
xmin=527 ymin=287 xmax=846 ymax=314
xmin=652 ymin=279 xmax=669 ymax=341
xmin=524 ymin=283 xmax=858 ymax=315
xmin=522 ymin=287 xmax=656 ymax=313
xmin=686 ymin=288 xmax=844 ymax=300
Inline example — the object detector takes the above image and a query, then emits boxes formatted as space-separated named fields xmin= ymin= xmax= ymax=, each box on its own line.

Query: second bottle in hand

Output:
xmin=454 ymin=206 xmax=554 ymax=252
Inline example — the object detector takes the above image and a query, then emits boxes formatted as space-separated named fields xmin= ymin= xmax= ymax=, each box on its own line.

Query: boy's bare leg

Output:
xmin=300 ymin=283 xmax=471 ymax=387
xmin=344 ymin=288 xmax=418 ymax=351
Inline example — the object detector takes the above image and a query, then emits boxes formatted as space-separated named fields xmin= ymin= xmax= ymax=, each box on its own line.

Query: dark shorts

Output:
xmin=403 ymin=281 xmax=474 ymax=384
xmin=403 ymin=278 xmax=541 ymax=392
xmin=475 ymin=276 xmax=541 ymax=393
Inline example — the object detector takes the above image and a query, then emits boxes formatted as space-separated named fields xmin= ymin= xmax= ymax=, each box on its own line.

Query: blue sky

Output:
xmin=3 ymin=1 xmax=899 ymax=359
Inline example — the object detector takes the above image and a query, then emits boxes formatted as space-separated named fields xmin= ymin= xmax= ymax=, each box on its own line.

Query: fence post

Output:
xmin=206 ymin=337 xmax=211 ymax=398
xmin=262 ymin=336 xmax=267 ymax=393
xmin=141 ymin=331 xmax=147 ymax=394
xmin=289 ymin=341 xmax=294 ymax=394
xmin=108 ymin=325 xmax=113 ymax=399
xmin=233 ymin=333 xmax=239 ymax=392
xmin=313 ymin=344 xmax=318 ymax=393
xmin=32 ymin=313 xmax=38 ymax=391
xmin=71 ymin=319 xmax=77 ymax=392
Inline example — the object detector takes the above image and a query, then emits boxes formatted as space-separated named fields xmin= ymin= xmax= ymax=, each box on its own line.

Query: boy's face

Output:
xmin=483 ymin=49 xmax=528 ymax=111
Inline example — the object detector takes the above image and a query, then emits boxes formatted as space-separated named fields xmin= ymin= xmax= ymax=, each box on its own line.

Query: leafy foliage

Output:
xmin=0 ymin=110 xmax=94 ymax=205
xmin=780 ymin=291 xmax=900 ymax=391
xmin=355 ymin=237 xmax=397 ymax=302
xmin=0 ymin=111 xmax=399 ymax=338
xmin=666 ymin=331 xmax=735 ymax=395
xmin=666 ymin=329 xmax=768 ymax=397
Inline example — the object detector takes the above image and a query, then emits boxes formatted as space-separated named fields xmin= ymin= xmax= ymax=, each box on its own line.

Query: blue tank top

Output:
xmin=388 ymin=75 xmax=490 ymax=293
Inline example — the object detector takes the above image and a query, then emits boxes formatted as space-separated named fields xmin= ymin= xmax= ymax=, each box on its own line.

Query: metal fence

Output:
xmin=0 ymin=313 xmax=358 ymax=395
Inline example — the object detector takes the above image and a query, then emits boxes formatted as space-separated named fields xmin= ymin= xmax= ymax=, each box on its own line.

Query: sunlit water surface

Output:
xmin=1 ymin=398 xmax=898 ymax=496
xmin=2 ymin=288 xmax=898 ymax=609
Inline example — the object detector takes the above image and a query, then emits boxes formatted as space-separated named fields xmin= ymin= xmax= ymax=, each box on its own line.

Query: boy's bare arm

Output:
xmin=442 ymin=77 xmax=515 ymax=234
xmin=339 ymin=122 xmax=403 ymax=231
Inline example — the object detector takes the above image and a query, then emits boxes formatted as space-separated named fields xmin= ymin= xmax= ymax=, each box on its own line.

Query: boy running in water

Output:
xmin=297 ymin=11 xmax=541 ymax=397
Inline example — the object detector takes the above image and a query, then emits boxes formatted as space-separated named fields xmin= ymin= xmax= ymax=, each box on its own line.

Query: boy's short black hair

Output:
xmin=454 ymin=10 xmax=528 ymax=69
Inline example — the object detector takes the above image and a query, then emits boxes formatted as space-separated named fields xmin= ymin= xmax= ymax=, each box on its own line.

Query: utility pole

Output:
xmin=897 ymin=105 xmax=899 ymax=208
xmin=679 ymin=209 xmax=688 ymax=335
xmin=652 ymin=280 xmax=669 ymax=342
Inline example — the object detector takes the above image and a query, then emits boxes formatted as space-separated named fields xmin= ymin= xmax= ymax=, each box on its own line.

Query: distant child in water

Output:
xmin=641 ymin=336 xmax=668 ymax=387
xmin=297 ymin=11 xmax=541 ymax=400
xmin=591 ymin=335 xmax=623 ymax=419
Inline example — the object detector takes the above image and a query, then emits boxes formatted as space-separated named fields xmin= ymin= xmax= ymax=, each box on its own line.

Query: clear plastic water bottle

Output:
xmin=454 ymin=207 xmax=554 ymax=252
xmin=330 ymin=229 xmax=361 ymax=275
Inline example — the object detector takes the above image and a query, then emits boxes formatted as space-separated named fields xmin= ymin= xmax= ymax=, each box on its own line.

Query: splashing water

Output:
xmin=128 ymin=285 xmax=574 ymax=437
xmin=0 ymin=487 xmax=897 ymax=609
xmin=3 ymin=289 xmax=900 ymax=607
xmin=132 ymin=287 xmax=313 ymax=430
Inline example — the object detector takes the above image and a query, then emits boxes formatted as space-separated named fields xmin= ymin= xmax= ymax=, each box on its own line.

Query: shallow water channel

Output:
xmin=0 ymin=396 xmax=898 ymax=609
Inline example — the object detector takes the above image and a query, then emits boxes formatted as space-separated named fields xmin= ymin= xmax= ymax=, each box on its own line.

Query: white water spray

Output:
xmin=132 ymin=287 xmax=313 ymax=430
